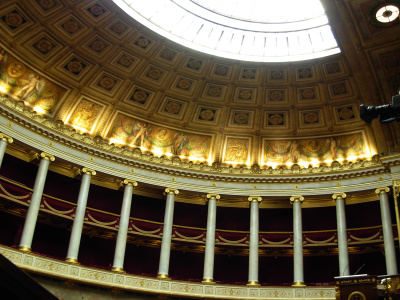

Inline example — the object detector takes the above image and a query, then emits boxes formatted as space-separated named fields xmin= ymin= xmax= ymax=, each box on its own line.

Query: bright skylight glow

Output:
xmin=113 ymin=0 xmax=341 ymax=62
xmin=375 ymin=5 xmax=400 ymax=23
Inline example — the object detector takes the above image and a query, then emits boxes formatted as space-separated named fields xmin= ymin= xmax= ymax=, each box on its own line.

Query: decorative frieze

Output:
xmin=0 ymin=245 xmax=344 ymax=300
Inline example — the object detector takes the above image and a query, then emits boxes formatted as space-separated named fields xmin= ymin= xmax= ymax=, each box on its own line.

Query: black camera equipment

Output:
xmin=360 ymin=95 xmax=400 ymax=124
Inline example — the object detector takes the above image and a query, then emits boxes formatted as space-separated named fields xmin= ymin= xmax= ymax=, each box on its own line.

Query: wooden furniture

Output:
xmin=335 ymin=275 xmax=378 ymax=300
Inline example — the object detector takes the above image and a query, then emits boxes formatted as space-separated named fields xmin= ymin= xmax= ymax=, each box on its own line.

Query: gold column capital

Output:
xmin=290 ymin=195 xmax=304 ymax=204
xmin=248 ymin=196 xmax=262 ymax=203
xmin=206 ymin=193 xmax=220 ymax=201
xmin=164 ymin=187 xmax=179 ymax=195
xmin=375 ymin=187 xmax=390 ymax=195
xmin=0 ymin=133 xmax=13 ymax=144
xmin=332 ymin=192 xmax=347 ymax=201
xmin=40 ymin=152 xmax=55 ymax=161
xmin=123 ymin=179 xmax=138 ymax=187
xmin=80 ymin=167 xmax=96 ymax=176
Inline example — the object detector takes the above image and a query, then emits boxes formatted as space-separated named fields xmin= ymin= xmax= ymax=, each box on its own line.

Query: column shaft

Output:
xmin=0 ymin=140 xmax=7 ymax=168
xmin=19 ymin=154 xmax=54 ymax=251
xmin=334 ymin=193 xmax=349 ymax=276
xmin=66 ymin=171 xmax=93 ymax=262
xmin=0 ymin=134 xmax=13 ymax=169
xmin=377 ymin=188 xmax=398 ymax=275
xmin=202 ymin=194 xmax=218 ymax=282
xmin=291 ymin=196 xmax=305 ymax=286
xmin=112 ymin=181 xmax=136 ymax=271
xmin=248 ymin=198 xmax=260 ymax=285
xmin=158 ymin=188 xmax=178 ymax=278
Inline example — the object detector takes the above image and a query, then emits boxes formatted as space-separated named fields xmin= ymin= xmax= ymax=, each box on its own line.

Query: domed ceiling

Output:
xmin=0 ymin=0 xmax=399 ymax=171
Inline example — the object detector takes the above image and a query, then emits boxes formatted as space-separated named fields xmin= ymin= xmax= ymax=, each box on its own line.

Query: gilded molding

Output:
xmin=394 ymin=180 xmax=400 ymax=198
xmin=206 ymin=193 xmax=220 ymax=201
xmin=290 ymin=196 xmax=304 ymax=204
xmin=248 ymin=196 xmax=262 ymax=203
xmin=40 ymin=152 xmax=55 ymax=161
xmin=123 ymin=179 xmax=138 ymax=187
xmin=81 ymin=167 xmax=96 ymax=176
xmin=111 ymin=267 xmax=125 ymax=273
xmin=292 ymin=281 xmax=306 ymax=287
xmin=65 ymin=258 xmax=79 ymax=264
xmin=393 ymin=180 xmax=400 ymax=251
xmin=0 ymin=132 xmax=13 ymax=144
xmin=164 ymin=187 xmax=179 ymax=195
xmin=375 ymin=187 xmax=390 ymax=195
xmin=18 ymin=246 xmax=31 ymax=252
xmin=332 ymin=193 xmax=347 ymax=201
xmin=0 ymin=103 xmax=388 ymax=184
xmin=157 ymin=273 xmax=170 ymax=280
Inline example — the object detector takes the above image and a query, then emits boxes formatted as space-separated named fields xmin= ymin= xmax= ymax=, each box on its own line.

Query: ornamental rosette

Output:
xmin=98 ymin=77 xmax=116 ymax=90
xmin=35 ymin=39 xmax=53 ymax=53
xmin=5 ymin=13 xmax=23 ymax=27
xmin=63 ymin=19 xmax=80 ymax=34
xmin=67 ymin=61 xmax=83 ymax=73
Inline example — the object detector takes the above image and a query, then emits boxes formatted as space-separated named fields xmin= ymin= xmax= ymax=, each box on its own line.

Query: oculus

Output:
xmin=113 ymin=0 xmax=340 ymax=62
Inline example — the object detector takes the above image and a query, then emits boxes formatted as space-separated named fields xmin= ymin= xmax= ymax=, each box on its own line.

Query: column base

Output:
xmin=247 ymin=281 xmax=260 ymax=286
xmin=292 ymin=281 xmax=306 ymax=287
xmin=202 ymin=278 xmax=215 ymax=284
xmin=157 ymin=273 xmax=171 ymax=280
xmin=111 ymin=267 xmax=125 ymax=273
xmin=19 ymin=246 xmax=31 ymax=252
xmin=65 ymin=258 xmax=79 ymax=264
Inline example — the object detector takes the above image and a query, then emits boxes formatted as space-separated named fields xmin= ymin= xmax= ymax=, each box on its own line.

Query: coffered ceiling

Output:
xmin=0 ymin=0 xmax=399 ymax=168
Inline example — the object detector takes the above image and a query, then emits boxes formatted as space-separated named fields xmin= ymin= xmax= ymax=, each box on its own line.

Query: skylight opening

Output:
xmin=375 ymin=5 xmax=400 ymax=23
xmin=114 ymin=0 xmax=340 ymax=62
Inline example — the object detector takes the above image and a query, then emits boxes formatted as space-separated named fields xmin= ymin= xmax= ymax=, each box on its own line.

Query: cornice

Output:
xmin=0 ymin=98 xmax=390 ymax=178
xmin=0 ymin=98 xmax=397 ymax=198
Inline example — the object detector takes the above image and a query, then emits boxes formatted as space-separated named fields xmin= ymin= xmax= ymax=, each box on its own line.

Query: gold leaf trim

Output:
xmin=43 ymin=200 xmax=74 ymax=215
xmin=305 ymin=235 xmax=336 ymax=244
xmin=218 ymin=235 xmax=247 ymax=244
xmin=261 ymin=237 xmax=291 ymax=245
xmin=87 ymin=213 xmax=118 ymax=226
xmin=174 ymin=231 xmax=204 ymax=240
xmin=131 ymin=223 xmax=161 ymax=234
xmin=0 ymin=183 xmax=30 ymax=200
xmin=350 ymin=231 xmax=381 ymax=241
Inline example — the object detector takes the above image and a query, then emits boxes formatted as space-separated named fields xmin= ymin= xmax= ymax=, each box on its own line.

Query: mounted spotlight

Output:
xmin=360 ymin=95 xmax=400 ymax=124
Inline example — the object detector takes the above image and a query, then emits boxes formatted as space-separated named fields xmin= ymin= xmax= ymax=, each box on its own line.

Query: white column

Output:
xmin=66 ymin=168 xmax=96 ymax=263
xmin=247 ymin=196 xmax=262 ymax=286
xmin=112 ymin=179 xmax=138 ymax=272
xmin=157 ymin=187 xmax=179 ymax=279
xmin=290 ymin=195 xmax=305 ymax=287
xmin=376 ymin=187 xmax=398 ymax=275
xmin=333 ymin=192 xmax=350 ymax=276
xmin=0 ymin=133 xmax=13 ymax=168
xmin=202 ymin=193 xmax=220 ymax=283
xmin=19 ymin=152 xmax=55 ymax=251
